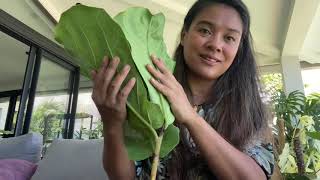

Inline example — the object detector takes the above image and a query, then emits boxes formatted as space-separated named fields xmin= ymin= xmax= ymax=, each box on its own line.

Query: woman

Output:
xmin=91 ymin=0 xmax=274 ymax=179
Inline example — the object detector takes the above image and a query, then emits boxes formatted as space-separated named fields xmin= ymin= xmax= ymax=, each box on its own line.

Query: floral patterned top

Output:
xmin=135 ymin=104 xmax=275 ymax=180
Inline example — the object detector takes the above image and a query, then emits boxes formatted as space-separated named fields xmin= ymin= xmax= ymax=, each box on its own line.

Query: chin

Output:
xmin=198 ymin=72 xmax=221 ymax=81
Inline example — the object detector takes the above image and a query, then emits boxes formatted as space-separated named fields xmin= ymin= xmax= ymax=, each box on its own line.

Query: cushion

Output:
xmin=0 ymin=159 xmax=37 ymax=180
xmin=31 ymin=138 xmax=108 ymax=180
xmin=0 ymin=133 xmax=43 ymax=163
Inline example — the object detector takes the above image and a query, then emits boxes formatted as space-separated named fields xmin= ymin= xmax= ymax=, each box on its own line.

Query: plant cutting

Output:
xmin=55 ymin=4 xmax=179 ymax=179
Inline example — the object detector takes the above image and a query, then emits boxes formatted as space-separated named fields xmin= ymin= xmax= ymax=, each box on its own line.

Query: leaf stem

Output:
xmin=126 ymin=102 xmax=158 ymax=139
xmin=150 ymin=126 xmax=165 ymax=180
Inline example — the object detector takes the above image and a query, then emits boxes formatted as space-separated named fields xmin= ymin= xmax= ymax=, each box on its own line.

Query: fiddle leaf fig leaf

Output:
xmin=160 ymin=124 xmax=180 ymax=158
xmin=55 ymin=4 xmax=179 ymax=161
xmin=114 ymin=8 xmax=175 ymax=128
xmin=141 ymin=97 xmax=164 ymax=129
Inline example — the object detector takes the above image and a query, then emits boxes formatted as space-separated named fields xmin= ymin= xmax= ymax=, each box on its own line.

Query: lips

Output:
xmin=199 ymin=54 xmax=221 ymax=66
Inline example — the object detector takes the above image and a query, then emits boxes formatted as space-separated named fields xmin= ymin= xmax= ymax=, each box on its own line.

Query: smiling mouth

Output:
xmin=199 ymin=55 xmax=221 ymax=65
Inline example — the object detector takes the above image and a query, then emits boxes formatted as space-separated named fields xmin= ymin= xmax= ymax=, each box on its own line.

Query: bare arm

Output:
xmin=91 ymin=56 xmax=136 ymax=180
xmin=185 ymin=115 xmax=266 ymax=180
xmin=103 ymin=125 xmax=135 ymax=180
xmin=146 ymin=56 xmax=267 ymax=179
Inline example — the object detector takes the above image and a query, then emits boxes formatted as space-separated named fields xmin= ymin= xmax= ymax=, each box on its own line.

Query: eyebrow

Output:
xmin=196 ymin=20 xmax=242 ymax=35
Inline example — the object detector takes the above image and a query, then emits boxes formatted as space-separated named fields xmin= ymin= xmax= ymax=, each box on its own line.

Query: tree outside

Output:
xmin=30 ymin=100 xmax=64 ymax=144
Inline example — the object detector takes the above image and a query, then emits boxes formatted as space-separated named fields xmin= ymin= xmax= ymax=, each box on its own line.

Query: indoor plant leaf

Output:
xmin=114 ymin=8 xmax=175 ymax=128
xmin=159 ymin=124 xmax=180 ymax=157
xmin=55 ymin=4 xmax=179 ymax=161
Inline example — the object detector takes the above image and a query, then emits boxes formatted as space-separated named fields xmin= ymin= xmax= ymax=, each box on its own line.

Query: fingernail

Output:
xmin=124 ymin=64 xmax=130 ymax=70
xmin=114 ymin=56 xmax=120 ymax=62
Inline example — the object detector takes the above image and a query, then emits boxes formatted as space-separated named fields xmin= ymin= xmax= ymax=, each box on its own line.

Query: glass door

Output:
xmin=0 ymin=31 xmax=29 ymax=137
xmin=28 ymin=54 xmax=73 ymax=144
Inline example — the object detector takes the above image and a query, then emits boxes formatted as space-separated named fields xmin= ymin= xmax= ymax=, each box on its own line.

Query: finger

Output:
xmin=91 ymin=70 xmax=97 ymax=80
xmin=97 ymin=56 xmax=109 ymax=80
xmin=107 ymin=64 xmax=131 ymax=101
xmin=91 ymin=68 xmax=104 ymax=104
xmin=149 ymin=77 xmax=170 ymax=97
xmin=146 ymin=64 xmax=166 ymax=84
xmin=150 ymin=55 xmax=178 ymax=85
xmin=102 ymin=56 xmax=120 ymax=94
xmin=102 ymin=56 xmax=110 ymax=69
xmin=118 ymin=77 xmax=136 ymax=106
xmin=93 ymin=56 xmax=109 ymax=90
xmin=92 ymin=57 xmax=110 ymax=102
xmin=150 ymin=55 xmax=170 ymax=75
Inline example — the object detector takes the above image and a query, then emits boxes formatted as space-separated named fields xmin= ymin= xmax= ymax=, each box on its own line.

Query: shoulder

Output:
xmin=244 ymin=142 xmax=275 ymax=179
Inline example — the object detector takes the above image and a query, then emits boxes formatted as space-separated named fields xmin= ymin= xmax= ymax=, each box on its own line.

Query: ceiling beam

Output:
xmin=282 ymin=0 xmax=320 ymax=57
xmin=36 ymin=0 xmax=60 ymax=22
xmin=254 ymin=42 xmax=281 ymax=59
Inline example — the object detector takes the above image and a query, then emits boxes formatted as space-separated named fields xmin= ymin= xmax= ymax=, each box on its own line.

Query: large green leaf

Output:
xmin=160 ymin=124 xmax=180 ymax=158
xmin=55 ymin=4 xmax=179 ymax=160
xmin=306 ymin=132 xmax=320 ymax=140
xmin=114 ymin=8 xmax=175 ymax=128
xmin=279 ymin=143 xmax=297 ymax=173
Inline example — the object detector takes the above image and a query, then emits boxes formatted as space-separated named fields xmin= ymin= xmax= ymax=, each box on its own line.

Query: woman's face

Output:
xmin=181 ymin=3 xmax=243 ymax=81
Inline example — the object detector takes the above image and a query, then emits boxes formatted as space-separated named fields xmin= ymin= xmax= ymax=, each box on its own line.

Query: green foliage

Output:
xmin=273 ymin=90 xmax=306 ymax=137
xmin=283 ymin=173 xmax=317 ymax=180
xmin=273 ymin=90 xmax=320 ymax=178
xmin=303 ymin=93 xmax=320 ymax=131
xmin=261 ymin=73 xmax=283 ymax=97
xmin=55 ymin=4 xmax=179 ymax=160
xmin=114 ymin=8 xmax=175 ymax=128
xmin=306 ymin=131 xmax=320 ymax=140
xmin=0 ymin=130 xmax=13 ymax=136
xmin=278 ymin=143 xmax=298 ymax=173
xmin=74 ymin=121 xmax=104 ymax=140
xmin=30 ymin=101 xmax=64 ymax=144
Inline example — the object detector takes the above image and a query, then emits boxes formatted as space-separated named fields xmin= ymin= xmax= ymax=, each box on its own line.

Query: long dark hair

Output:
xmin=171 ymin=0 xmax=270 ymax=179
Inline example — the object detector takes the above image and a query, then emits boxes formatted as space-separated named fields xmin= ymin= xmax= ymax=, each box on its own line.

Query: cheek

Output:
xmin=224 ymin=45 xmax=239 ymax=64
xmin=186 ymin=33 xmax=205 ymax=50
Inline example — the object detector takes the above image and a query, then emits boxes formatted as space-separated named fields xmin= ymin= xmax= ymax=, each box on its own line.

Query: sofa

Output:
xmin=0 ymin=133 xmax=109 ymax=180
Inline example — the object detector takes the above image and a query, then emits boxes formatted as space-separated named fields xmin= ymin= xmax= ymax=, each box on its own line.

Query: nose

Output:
xmin=206 ymin=35 xmax=222 ymax=53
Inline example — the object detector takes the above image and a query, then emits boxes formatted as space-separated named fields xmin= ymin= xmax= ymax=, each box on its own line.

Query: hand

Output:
xmin=146 ymin=55 xmax=197 ymax=125
xmin=91 ymin=56 xmax=136 ymax=130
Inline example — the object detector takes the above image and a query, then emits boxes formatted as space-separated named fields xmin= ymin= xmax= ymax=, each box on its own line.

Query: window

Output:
xmin=0 ymin=31 xmax=29 ymax=136
xmin=73 ymin=76 xmax=102 ymax=140
xmin=0 ymin=10 xmax=79 ymax=138
xmin=29 ymin=56 xmax=73 ymax=143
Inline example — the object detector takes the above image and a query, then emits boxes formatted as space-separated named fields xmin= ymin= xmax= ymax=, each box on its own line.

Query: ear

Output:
xmin=180 ymin=30 xmax=187 ymax=46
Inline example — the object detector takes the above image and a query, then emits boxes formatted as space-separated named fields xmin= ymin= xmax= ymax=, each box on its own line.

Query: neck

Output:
xmin=187 ymin=74 xmax=216 ymax=106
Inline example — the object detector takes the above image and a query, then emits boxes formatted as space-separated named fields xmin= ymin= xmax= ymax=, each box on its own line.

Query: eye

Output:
xmin=225 ymin=35 xmax=236 ymax=43
xmin=198 ymin=28 xmax=211 ymax=36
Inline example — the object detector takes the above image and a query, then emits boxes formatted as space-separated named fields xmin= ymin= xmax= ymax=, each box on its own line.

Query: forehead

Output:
xmin=191 ymin=3 xmax=243 ymax=33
